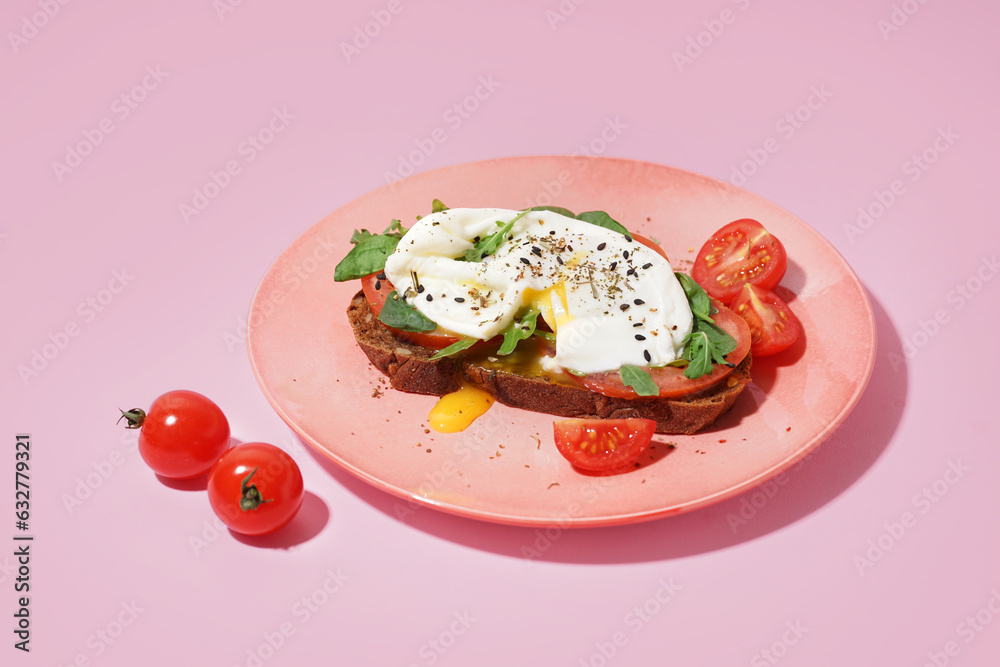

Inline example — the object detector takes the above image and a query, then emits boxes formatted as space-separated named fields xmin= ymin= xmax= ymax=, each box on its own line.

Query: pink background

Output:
xmin=3 ymin=1 xmax=998 ymax=665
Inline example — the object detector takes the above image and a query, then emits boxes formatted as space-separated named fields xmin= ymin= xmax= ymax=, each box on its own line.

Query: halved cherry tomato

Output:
xmin=730 ymin=284 xmax=801 ymax=356
xmin=361 ymin=273 xmax=460 ymax=349
xmin=553 ymin=418 xmax=656 ymax=471
xmin=570 ymin=299 xmax=751 ymax=399
xmin=632 ymin=233 xmax=669 ymax=262
xmin=692 ymin=219 xmax=787 ymax=303
xmin=207 ymin=442 xmax=304 ymax=536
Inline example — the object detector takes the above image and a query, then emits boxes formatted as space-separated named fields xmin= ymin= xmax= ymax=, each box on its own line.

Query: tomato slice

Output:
xmin=692 ymin=219 xmax=787 ymax=304
xmin=553 ymin=418 xmax=655 ymax=471
xmin=570 ymin=299 xmax=750 ymax=399
xmin=730 ymin=284 xmax=800 ymax=356
xmin=360 ymin=273 xmax=462 ymax=349
xmin=632 ymin=233 xmax=669 ymax=262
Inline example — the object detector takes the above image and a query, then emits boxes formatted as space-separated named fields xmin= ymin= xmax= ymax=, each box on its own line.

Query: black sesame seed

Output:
xmin=520 ymin=257 xmax=531 ymax=265
xmin=623 ymin=250 xmax=629 ymax=259
xmin=567 ymin=245 xmax=574 ymax=252
xmin=426 ymin=294 xmax=433 ymax=301
xmin=455 ymin=297 xmax=465 ymax=303
xmin=635 ymin=334 xmax=646 ymax=341
xmin=619 ymin=304 xmax=630 ymax=312
xmin=556 ymin=256 xmax=564 ymax=265
xmin=609 ymin=261 xmax=618 ymax=270
xmin=376 ymin=272 xmax=386 ymax=280
xmin=633 ymin=322 xmax=643 ymax=327
xmin=531 ymin=246 xmax=542 ymax=256
xmin=643 ymin=350 xmax=652 ymax=362
xmin=374 ymin=280 xmax=381 ymax=290
xmin=627 ymin=268 xmax=635 ymax=276
xmin=642 ymin=263 xmax=652 ymax=270
xmin=416 ymin=284 xmax=425 ymax=293
xmin=634 ymin=298 xmax=645 ymax=305
xmin=549 ymin=230 xmax=556 ymax=235
xmin=597 ymin=242 xmax=607 ymax=251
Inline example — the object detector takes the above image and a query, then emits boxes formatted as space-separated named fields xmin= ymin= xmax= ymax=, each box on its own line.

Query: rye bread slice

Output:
xmin=347 ymin=291 xmax=751 ymax=434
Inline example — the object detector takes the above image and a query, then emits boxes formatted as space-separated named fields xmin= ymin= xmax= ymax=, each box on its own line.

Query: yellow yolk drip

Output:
xmin=523 ymin=283 xmax=572 ymax=333
xmin=428 ymin=383 xmax=495 ymax=433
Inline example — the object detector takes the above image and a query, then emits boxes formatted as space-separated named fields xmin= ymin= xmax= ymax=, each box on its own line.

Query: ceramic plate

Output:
xmin=247 ymin=156 xmax=876 ymax=527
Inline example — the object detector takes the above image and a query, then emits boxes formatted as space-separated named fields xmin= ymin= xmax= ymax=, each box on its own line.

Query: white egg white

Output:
xmin=382 ymin=208 xmax=693 ymax=374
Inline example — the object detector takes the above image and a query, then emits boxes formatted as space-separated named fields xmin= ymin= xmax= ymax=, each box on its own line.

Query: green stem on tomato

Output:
xmin=239 ymin=467 xmax=273 ymax=511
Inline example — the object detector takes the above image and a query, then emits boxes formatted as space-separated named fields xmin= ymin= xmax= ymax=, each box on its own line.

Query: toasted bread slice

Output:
xmin=347 ymin=292 xmax=751 ymax=434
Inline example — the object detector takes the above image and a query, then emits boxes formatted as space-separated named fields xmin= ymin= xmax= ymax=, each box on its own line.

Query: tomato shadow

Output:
xmin=309 ymin=288 xmax=905 ymax=564
xmin=154 ymin=437 xmax=245 ymax=491
xmin=228 ymin=491 xmax=329 ymax=549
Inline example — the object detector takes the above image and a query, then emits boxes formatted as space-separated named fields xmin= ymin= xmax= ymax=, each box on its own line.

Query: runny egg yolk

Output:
xmin=523 ymin=283 xmax=572 ymax=333
xmin=428 ymin=382 xmax=495 ymax=433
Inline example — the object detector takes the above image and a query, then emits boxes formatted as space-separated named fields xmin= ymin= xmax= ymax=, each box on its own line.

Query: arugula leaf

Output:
xmin=497 ymin=309 xmax=540 ymax=355
xmin=431 ymin=199 xmax=448 ymax=213
xmin=674 ymin=272 xmax=714 ymax=323
xmin=382 ymin=219 xmax=407 ymax=238
xmin=377 ymin=291 xmax=436 ymax=332
xmin=620 ymin=365 xmax=660 ymax=396
xmin=461 ymin=209 xmax=531 ymax=262
xmin=576 ymin=211 xmax=633 ymax=241
xmin=334 ymin=234 xmax=401 ymax=281
xmin=349 ymin=228 xmax=375 ymax=244
xmin=528 ymin=205 xmax=576 ymax=218
xmin=430 ymin=337 xmax=477 ymax=360
xmin=681 ymin=319 xmax=738 ymax=379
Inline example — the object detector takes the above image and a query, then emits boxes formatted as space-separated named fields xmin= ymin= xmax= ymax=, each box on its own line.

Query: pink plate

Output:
xmin=247 ymin=156 xmax=876 ymax=527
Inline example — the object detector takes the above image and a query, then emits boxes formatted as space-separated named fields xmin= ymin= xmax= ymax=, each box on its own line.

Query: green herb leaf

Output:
xmin=461 ymin=209 xmax=531 ymax=262
xmin=498 ymin=309 xmax=540 ymax=355
xmin=576 ymin=211 xmax=633 ymax=241
xmin=620 ymin=365 xmax=660 ymax=396
xmin=528 ymin=205 xmax=576 ymax=218
xmin=377 ymin=291 xmax=436 ymax=332
xmin=675 ymin=272 xmax=714 ymax=323
xmin=533 ymin=330 xmax=556 ymax=342
xmin=430 ymin=337 xmax=477 ymax=360
xmin=382 ymin=219 xmax=408 ymax=239
xmin=431 ymin=199 xmax=448 ymax=213
xmin=349 ymin=228 xmax=375 ymax=244
xmin=334 ymin=234 xmax=401 ymax=282
xmin=681 ymin=319 xmax=738 ymax=379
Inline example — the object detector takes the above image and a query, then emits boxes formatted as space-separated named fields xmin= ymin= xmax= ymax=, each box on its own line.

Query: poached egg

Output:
xmin=383 ymin=207 xmax=693 ymax=375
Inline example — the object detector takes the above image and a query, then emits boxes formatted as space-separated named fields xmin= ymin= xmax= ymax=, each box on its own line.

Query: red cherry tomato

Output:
xmin=570 ymin=299 xmax=751 ymax=399
xmin=730 ymin=284 xmax=801 ymax=356
xmin=207 ymin=442 xmax=304 ymax=536
xmin=553 ymin=418 xmax=656 ymax=471
xmin=123 ymin=390 xmax=230 ymax=479
xmin=692 ymin=219 xmax=787 ymax=303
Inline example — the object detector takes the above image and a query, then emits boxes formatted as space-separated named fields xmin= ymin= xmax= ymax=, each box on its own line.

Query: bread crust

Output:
xmin=347 ymin=292 xmax=751 ymax=434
